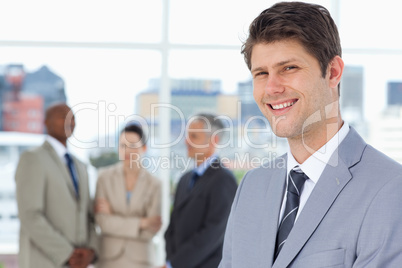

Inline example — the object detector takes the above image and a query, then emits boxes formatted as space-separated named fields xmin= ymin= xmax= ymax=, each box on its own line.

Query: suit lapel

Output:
xmin=173 ymin=171 xmax=192 ymax=210
xmin=189 ymin=165 xmax=215 ymax=197
xmin=43 ymin=141 xmax=78 ymax=199
xmin=112 ymin=163 xmax=128 ymax=214
xmin=128 ymin=167 xmax=147 ymax=214
xmin=260 ymin=158 xmax=287 ymax=267
xmin=174 ymin=160 xmax=219 ymax=210
xmin=273 ymin=157 xmax=351 ymax=267
xmin=72 ymin=154 xmax=88 ymax=203
xmin=273 ymin=127 xmax=366 ymax=268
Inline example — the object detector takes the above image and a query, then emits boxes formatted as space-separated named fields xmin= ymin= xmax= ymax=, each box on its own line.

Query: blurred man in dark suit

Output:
xmin=164 ymin=113 xmax=237 ymax=268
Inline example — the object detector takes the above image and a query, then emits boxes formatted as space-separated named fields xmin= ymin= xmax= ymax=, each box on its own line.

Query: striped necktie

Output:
xmin=274 ymin=167 xmax=308 ymax=259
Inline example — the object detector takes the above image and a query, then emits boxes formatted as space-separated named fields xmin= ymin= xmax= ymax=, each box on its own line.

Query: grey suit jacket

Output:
xmin=219 ymin=127 xmax=402 ymax=268
xmin=95 ymin=162 xmax=162 ymax=268
xmin=15 ymin=141 xmax=98 ymax=268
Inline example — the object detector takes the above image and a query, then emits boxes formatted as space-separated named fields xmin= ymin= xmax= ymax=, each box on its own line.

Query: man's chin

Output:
xmin=270 ymin=127 xmax=296 ymax=139
xmin=272 ymin=130 xmax=287 ymax=138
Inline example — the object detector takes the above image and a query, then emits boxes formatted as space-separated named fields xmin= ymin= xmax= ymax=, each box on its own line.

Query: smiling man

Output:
xmin=219 ymin=2 xmax=402 ymax=268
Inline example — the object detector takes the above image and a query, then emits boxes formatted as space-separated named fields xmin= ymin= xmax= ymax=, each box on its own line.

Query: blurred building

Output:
xmin=368 ymin=106 xmax=402 ymax=164
xmin=339 ymin=65 xmax=369 ymax=139
xmin=2 ymin=95 xmax=44 ymax=133
xmin=340 ymin=66 xmax=364 ymax=123
xmin=0 ymin=65 xmax=25 ymax=131
xmin=237 ymin=79 xmax=263 ymax=124
xmin=136 ymin=78 xmax=239 ymax=133
xmin=23 ymin=65 xmax=66 ymax=109
xmin=367 ymin=82 xmax=402 ymax=163
xmin=0 ymin=64 xmax=66 ymax=133
xmin=137 ymin=78 xmax=237 ymax=117
xmin=387 ymin=82 xmax=402 ymax=106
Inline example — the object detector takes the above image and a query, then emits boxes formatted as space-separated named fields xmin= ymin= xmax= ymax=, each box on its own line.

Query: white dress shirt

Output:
xmin=278 ymin=122 xmax=350 ymax=224
xmin=46 ymin=135 xmax=69 ymax=164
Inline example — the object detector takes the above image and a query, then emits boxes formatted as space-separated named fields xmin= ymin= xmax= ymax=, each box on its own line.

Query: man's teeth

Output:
xmin=272 ymin=101 xmax=296 ymax=110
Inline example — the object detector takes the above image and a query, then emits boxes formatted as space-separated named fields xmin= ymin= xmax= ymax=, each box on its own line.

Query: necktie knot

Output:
xmin=188 ymin=170 xmax=199 ymax=189
xmin=288 ymin=169 xmax=308 ymax=196
xmin=64 ymin=152 xmax=72 ymax=162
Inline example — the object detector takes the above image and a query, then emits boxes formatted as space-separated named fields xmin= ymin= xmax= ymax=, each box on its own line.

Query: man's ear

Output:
xmin=328 ymin=55 xmax=344 ymax=89
xmin=211 ymin=133 xmax=220 ymax=147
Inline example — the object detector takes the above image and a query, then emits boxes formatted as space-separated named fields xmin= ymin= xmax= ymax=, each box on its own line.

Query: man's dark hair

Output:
xmin=241 ymin=1 xmax=341 ymax=78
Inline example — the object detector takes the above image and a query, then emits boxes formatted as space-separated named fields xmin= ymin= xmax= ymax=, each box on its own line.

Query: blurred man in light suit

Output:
xmin=219 ymin=2 xmax=402 ymax=268
xmin=15 ymin=103 xmax=98 ymax=268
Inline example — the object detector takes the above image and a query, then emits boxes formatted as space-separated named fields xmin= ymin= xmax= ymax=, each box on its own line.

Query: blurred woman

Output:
xmin=95 ymin=124 xmax=162 ymax=268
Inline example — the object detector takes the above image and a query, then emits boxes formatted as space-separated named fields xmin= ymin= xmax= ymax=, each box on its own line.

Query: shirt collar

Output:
xmin=194 ymin=154 xmax=219 ymax=176
xmin=287 ymin=122 xmax=350 ymax=184
xmin=46 ymin=135 xmax=68 ymax=161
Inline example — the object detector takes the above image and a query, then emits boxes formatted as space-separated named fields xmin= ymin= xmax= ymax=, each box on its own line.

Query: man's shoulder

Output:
xmin=176 ymin=170 xmax=193 ymax=186
xmin=247 ymin=153 xmax=287 ymax=176
xmin=235 ymin=154 xmax=287 ymax=191
xmin=360 ymin=144 xmax=402 ymax=175
xmin=206 ymin=160 xmax=237 ymax=180
xmin=19 ymin=142 xmax=48 ymax=159
xmin=16 ymin=143 xmax=51 ymax=176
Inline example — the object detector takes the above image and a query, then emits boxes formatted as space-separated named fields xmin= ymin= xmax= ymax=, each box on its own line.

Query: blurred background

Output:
xmin=1 ymin=0 xmax=402 ymax=267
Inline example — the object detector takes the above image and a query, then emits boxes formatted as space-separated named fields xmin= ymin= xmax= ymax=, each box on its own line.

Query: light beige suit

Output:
xmin=95 ymin=162 xmax=161 ymax=268
xmin=15 ymin=141 xmax=99 ymax=268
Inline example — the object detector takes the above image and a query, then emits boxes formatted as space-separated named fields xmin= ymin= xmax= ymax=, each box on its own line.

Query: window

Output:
xmin=1 ymin=0 xmax=402 ymax=262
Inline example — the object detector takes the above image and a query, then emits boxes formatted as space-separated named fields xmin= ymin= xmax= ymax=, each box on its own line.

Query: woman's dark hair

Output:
xmin=121 ymin=124 xmax=146 ymax=146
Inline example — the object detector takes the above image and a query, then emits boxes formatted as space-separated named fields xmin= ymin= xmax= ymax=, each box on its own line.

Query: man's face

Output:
xmin=46 ymin=106 xmax=75 ymax=142
xmin=185 ymin=120 xmax=213 ymax=160
xmin=251 ymin=40 xmax=338 ymax=141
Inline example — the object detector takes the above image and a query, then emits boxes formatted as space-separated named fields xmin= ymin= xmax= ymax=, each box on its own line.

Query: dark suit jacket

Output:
xmin=165 ymin=159 xmax=237 ymax=268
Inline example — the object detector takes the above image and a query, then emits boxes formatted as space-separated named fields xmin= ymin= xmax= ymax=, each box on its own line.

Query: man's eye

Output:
xmin=254 ymin=72 xmax=268 ymax=78
xmin=285 ymin=66 xmax=297 ymax=71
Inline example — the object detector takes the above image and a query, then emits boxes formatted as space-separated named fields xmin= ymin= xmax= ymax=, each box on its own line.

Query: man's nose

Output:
xmin=264 ymin=74 xmax=285 ymax=95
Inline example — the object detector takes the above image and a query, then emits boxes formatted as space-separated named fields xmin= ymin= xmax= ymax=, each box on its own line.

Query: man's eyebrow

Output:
xmin=274 ymin=58 xmax=298 ymax=68
xmin=251 ymin=67 xmax=265 ymax=74
xmin=251 ymin=58 xmax=299 ymax=73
